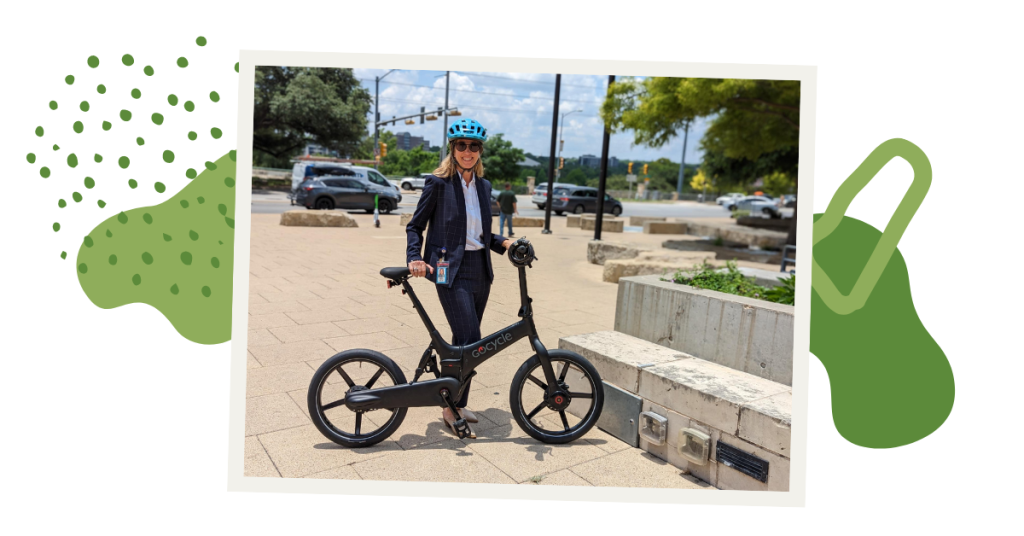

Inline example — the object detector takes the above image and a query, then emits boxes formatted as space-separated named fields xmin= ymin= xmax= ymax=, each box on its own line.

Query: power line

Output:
xmin=372 ymin=97 xmax=601 ymax=117
xmin=455 ymin=71 xmax=603 ymax=89
xmin=359 ymin=78 xmax=604 ymax=105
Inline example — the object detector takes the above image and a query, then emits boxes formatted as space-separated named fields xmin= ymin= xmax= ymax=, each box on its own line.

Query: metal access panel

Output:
xmin=593 ymin=381 xmax=642 ymax=448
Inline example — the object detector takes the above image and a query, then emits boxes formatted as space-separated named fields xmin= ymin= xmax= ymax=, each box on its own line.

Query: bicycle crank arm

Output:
xmin=344 ymin=377 xmax=461 ymax=411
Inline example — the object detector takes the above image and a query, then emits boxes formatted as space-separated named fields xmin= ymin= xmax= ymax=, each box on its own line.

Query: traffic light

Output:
xmin=642 ymin=164 xmax=648 ymax=175
xmin=559 ymin=157 xmax=564 ymax=169
xmin=628 ymin=162 xmax=633 ymax=174
xmin=420 ymin=107 xmax=425 ymax=124
xmin=380 ymin=142 xmax=387 ymax=158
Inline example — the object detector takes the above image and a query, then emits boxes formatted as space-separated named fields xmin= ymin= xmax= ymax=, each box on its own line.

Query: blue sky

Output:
xmin=352 ymin=68 xmax=709 ymax=165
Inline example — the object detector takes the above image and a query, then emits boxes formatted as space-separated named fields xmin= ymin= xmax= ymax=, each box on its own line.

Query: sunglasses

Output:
xmin=454 ymin=141 xmax=483 ymax=153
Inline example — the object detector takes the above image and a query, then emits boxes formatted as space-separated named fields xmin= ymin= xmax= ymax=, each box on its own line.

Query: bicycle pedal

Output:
xmin=453 ymin=418 xmax=471 ymax=439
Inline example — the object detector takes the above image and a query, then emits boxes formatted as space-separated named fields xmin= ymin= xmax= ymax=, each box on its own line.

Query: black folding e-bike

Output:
xmin=306 ymin=238 xmax=605 ymax=447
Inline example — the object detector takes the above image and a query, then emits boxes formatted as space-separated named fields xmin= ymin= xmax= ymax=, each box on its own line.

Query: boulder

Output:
xmin=280 ymin=210 xmax=358 ymax=228
xmin=586 ymin=241 xmax=647 ymax=265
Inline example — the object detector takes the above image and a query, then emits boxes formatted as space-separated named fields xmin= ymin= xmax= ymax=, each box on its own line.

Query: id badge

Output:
xmin=436 ymin=262 xmax=449 ymax=284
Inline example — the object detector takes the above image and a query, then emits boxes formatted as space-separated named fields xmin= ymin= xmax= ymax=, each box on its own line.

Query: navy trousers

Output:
xmin=435 ymin=248 xmax=490 ymax=408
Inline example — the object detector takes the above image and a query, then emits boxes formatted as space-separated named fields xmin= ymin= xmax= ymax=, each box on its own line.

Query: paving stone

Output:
xmin=258 ymin=424 xmax=401 ymax=478
xmin=244 ymin=437 xmax=280 ymax=478
xmin=247 ymin=351 xmax=262 ymax=370
xmin=303 ymin=465 xmax=362 ymax=480
xmin=297 ymin=296 xmax=363 ymax=312
xmin=259 ymin=289 xmax=322 ymax=303
xmin=323 ymin=332 xmax=411 ymax=354
xmin=569 ymin=448 xmax=712 ymax=489
xmin=249 ymin=300 xmax=311 ymax=316
xmin=248 ymin=329 xmax=282 ymax=348
xmin=333 ymin=316 xmax=407 ymax=336
xmin=464 ymin=424 xmax=608 ymax=483
xmin=250 ymin=339 xmax=335 ymax=367
xmin=246 ymin=393 xmax=309 ymax=436
xmin=520 ymin=469 xmax=593 ymax=487
xmin=283 ymin=308 xmax=357 ymax=325
xmin=248 ymin=312 xmax=298 ymax=331
xmin=341 ymin=304 xmax=417 ymax=320
xmin=246 ymin=362 xmax=317 ymax=398
xmin=353 ymin=437 xmax=516 ymax=484
xmin=269 ymin=322 xmax=349 ymax=344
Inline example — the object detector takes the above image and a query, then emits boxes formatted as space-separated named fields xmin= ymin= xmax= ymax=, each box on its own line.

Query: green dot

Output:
xmin=234 ymin=62 xmax=239 ymax=73
xmin=211 ymin=127 xmax=222 ymax=139
xmin=128 ymin=179 xmax=138 ymax=189
xmin=118 ymin=156 xmax=130 ymax=169
xmin=211 ymin=257 xmax=220 ymax=268
xmin=168 ymin=94 xmax=178 ymax=106
xmin=225 ymin=217 xmax=235 ymax=229
xmin=205 ymin=161 xmax=217 ymax=171
xmin=49 ymin=100 xmax=58 ymax=110
xmin=102 ymin=121 xmax=112 ymax=131
xmin=79 ymin=263 xmax=88 ymax=273
xmin=136 ymin=137 xmax=145 ymax=146
xmin=180 ymin=252 xmax=193 ymax=265
xmin=217 ymin=204 xmax=227 ymax=215
xmin=209 ymin=91 xmax=220 ymax=102
xmin=201 ymin=286 xmax=212 ymax=297
xmin=218 ymin=241 xmax=223 ymax=245
xmin=196 ymin=36 xmax=207 ymax=46
xmin=73 ymin=121 xmax=84 ymax=133
xmin=53 ymin=144 xmax=60 ymax=151
xmin=35 ymin=126 xmax=44 ymax=137
xmin=143 ymin=213 xmax=153 ymax=224
xmin=230 ymin=150 xmax=237 ymax=162
xmin=87 ymin=56 xmax=99 ymax=68
xmin=180 ymin=200 xmax=189 ymax=209
xmin=196 ymin=196 xmax=205 ymax=204
xmin=163 ymin=233 xmax=172 ymax=242
xmin=53 ymin=222 xmax=60 ymax=232
xmin=154 ymin=182 xmax=165 ymax=193
xmin=97 ymin=84 xmax=106 ymax=94
xmin=117 ymin=212 xmax=128 ymax=224
xmin=184 ymin=101 xmax=195 ymax=112
xmin=58 ymin=199 xmax=66 ymax=208
xmin=144 ymin=65 xmax=154 ymax=76
xmin=84 ymin=176 xmax=95 ymax=189
xmin=132 ymin=274 xmax=142 ymax=286
xmin=97 ymin=200 xmax=106 ymax=208
xmin=66 ymin=75 xmax=75 ymax=85
xmin=27 ymin=153 xmax=36 ymax=163
xmin=151 ymin=113 xmax=163 ymax=125
xmin=224 ymin=177 xmax=235 ymax=188
xmin=119 ymin=110 xmax=132 ymax=121
xmin=188 ymin=131 xmax=197 ymax=141
xmin=108 ymin=254 xmax=117 ymax=265
xmin=185 ymin=168 xmax=197 ymax=179
xmin=142 ymin=252 xmax=153 ymax=265
xmin=170 ymin=284 xmax=179 ymax=295
xmin=67 ymin=154 xmax=78 ymax=168
xmin=84 ymin=236 xmax=93 ymax=247
xmin=189 ymin=230 xmax=199 ymax=241
xmin=162 ymin=150 xmax=175 ymax=163
xmin=177 ymin=57 xmax=189 ymax=68
xmin=80 ymin=101 xmax=89 ymax=112
xmin=61 ymin=252 xmax=67 ymax=260
xmin=131 ymin=88 xmax=141 ymax=99
xmin=40 ymin=167 xmax=50 ymax=178
xmin=122 ymin=54 xmax=134 ymax=66
xmin=94 ymin=154 xmax=103 ymax=163
xmin=73 ymin=192 xmax=83 ymax=202
xmin=105 ymin=229 xmax=112 ymax=238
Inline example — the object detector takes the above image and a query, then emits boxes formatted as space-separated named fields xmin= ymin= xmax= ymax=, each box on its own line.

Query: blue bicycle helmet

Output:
xmin=447 ymin=118 xmax=487 ymax=141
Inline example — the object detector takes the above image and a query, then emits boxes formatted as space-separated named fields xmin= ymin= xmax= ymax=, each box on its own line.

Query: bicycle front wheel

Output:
xmin=509 ymin=350 xmax=604 ymax=444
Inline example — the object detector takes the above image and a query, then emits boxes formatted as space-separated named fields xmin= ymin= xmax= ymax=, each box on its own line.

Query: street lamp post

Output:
xmin=556 ymin=108 xmax=582 ymax=179
xmin=374 ymin=69 xmax=397 ymax=169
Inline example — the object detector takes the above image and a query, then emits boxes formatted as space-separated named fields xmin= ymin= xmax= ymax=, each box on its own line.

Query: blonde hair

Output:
xmin=432 ymin=140 xmax=485 ymax=179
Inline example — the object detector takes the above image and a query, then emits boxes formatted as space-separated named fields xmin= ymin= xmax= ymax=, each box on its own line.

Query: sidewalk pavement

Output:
xmin=244 ymin=210 xmax=727 ymax=488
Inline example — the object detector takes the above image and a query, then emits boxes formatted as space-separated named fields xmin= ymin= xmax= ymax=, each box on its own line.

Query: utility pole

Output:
xmin=439 ymin=71 xmax=450 ymax=165
xmin=542 ymin=74 xmax=561 ymax=235
xmin=556 ymin=108 xmax=582 ymax=180
xmin=676 ymin=120 xmax=690 ymax=196
xmin=373 ymin=69 xmax=397 ymax=169
xmin=594 ymin=75 xmax=615 ymax=241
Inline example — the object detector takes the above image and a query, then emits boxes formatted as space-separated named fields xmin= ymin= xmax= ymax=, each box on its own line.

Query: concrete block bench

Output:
xmin=493 ymin=215 xmax=544 ymax=227
xmin=629 ymin=216 xmax=667 ymax=227
xmin=602 ymin=252 xmax=714 ymax=283
xmin=580 ymin=217 xmax=623 ymax=232
xmin=280 ymin=210 xmax=358 ymax=227
xmin=567 ymin=214 xmax=582 ymax=228
xmin=644 ymin=221 xmax=689 ymax=234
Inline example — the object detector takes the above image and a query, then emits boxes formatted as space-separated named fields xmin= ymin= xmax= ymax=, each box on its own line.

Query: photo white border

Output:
xmin=228 ymin=50 xmax=815 ymax=507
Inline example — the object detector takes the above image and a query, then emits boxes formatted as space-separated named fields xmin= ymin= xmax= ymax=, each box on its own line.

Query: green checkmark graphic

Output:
xmin=811 ymin=139 xmax=955 ymax=448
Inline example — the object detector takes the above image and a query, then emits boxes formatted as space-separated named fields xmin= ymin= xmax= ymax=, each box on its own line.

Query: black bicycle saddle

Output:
xmin=380 ymin=267 xmax=411 ymax=279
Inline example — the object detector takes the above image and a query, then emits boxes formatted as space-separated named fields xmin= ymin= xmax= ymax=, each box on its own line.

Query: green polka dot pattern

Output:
xmin=144 ymin=65 xmax=154 ymax=76
xmin=122 ymin=54 xmax=134 ymax=66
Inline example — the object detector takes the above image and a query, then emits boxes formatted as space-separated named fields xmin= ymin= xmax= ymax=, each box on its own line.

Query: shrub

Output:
xmin=664 ymin=261 xmax=795 ymax=305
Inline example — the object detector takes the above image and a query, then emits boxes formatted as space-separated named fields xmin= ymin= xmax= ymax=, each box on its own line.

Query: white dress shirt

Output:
xmin=460 ymin=173 xmax=484 ymax=251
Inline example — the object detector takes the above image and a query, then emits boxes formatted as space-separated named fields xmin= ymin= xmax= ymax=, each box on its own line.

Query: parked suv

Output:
xmin=295 ymin=174 xmax=402 ymax=213
xmin=531 ymin=182 xmax=575 ymax=209
xmin=549 ymin=186 xmax=623 ymax=216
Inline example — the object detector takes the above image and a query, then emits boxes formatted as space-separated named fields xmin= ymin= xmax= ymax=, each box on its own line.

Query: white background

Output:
xmin=1 ymin=0 xmax=1020 ymax=533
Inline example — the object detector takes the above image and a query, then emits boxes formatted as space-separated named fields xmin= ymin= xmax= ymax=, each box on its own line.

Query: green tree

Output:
xmin=563 ymin=167 xmax=587 ymax=185
xmin=762 ymin=170 xmax=795 ymax=197
xmin=482 ymin=133 xmax=525 ymax=182
xmin=253 ymin=67 xmax=372 ymax=163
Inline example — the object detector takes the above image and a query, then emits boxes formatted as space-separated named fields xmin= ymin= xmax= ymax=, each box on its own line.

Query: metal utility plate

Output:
xmin=594 ymin=381 xmax=642 ymax=448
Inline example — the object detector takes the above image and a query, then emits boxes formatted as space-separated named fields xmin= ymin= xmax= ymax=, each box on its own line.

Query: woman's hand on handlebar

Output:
xmin=408 ymin=260 xmax=434 ymax=278
xmin=502 ymin=239 xmax=513 ymax=250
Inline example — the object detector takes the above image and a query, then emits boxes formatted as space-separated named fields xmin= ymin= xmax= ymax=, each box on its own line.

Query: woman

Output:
xmin=405 ymin=118 xmax=513 ymax=438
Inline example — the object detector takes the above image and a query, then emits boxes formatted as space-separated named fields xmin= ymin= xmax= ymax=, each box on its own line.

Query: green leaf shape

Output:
xmin=76 ymin=151 xmax=236 ymax=345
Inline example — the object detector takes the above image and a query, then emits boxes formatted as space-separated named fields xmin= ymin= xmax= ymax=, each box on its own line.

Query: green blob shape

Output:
xmin=84 ymin=236 xmax=93 ymax=247
xmin=180 ymin=251 xmax=192 ymax=265
xmin=128 ymin=179 xmax=138 ymax=189
xmin=132 ymin=274 xmax=142 ymax=286
xmin=180 ymin=200 xmax=189 ymax=209
xmin=224 ymin=177 xmax=235 ymax=188
xmin=210 ymin=127 xmax=222 ymax=139
xmin=217 ymin=204 xmax=227 ymax=215
xmin=59 ymin=199 xmax=67 ymax=208
xmin=234 ymin=62 xmax=238 ymax=73
xmin=119 ymin=110 xmax=132 ymax=121
xmin=105 ymin=229 xmax=112 ymax=238
xmin=186 ymin=168 xmax=197 ymax=179
xmin=73 ymin=121 xmax=84 ymax=133
xmin=108 ymin=254 xmax=117 ymax=265
xmin=204 ymin=161 xmax=217 ymax=171
xmin=49 ymin=100 xmax=58 ymax=110
xmin=154 ymin=182 xmax=166 ymax=193
xmin=188 ymin=131 xmax=197 ymax=141
xmin=87 ymin=55 xmax=99 ymax=68
xmin=136 ymin=137 xmax=145 ymax=146
xmin=122 ymin=54 xmax=134 ymax=66
xmin=67 ymin=154 xmax=78 ymax=168
xmin=94 ymin=154 xmax=103 ymax=163
xmin=142 ymin=252 xmax=153 ymax=265
xmin=184 ymin=101 xmax=195 ymax=112
xmin=53 ymin=222 xmax=60 ymax=232
xmin=143 ymin=213 xmax=153 ymax=224
xmin=61 ymin=251 xmax=67 ymax=260
xmin=97 ymin=200 xmax=106 ymax=208
xmin=35 ymin=126 xmax=44 ymax=137
xmin=151 ymin=113 xmax=163 ymax=125
xmin=40 ymin=167 xmax=50 ymax=178
xmin=131 ymin=88 xmax=141 ymax=99
xmin=225 ymin=217 xmax=234 ymax=229
xmin=117 ymin=212 xmax=128 ymax=224
xmin=27 ymin=153 xmax=36 ymax=163
xmin=229 ymin=150 xmax=236 ymax=162
xmin=66 ymin=75 xmax=75 ymax=85
xmin=75 ymin=151 xmax=237 ymax=344
xmin=84 ymin=177 xmax=95 ymax=189
xmin=144 ymin=65 xmax=154 ymax=76
xmin=177 ymin=57 xmax=189 ymax=68
xmin=73 ymin=192 xmax=83 ymax=202
xmin=118 ymin=156 xmax=130 ymax=169
xmin=170 ymin=284 xmax=179 ymax=295
xmin=79 ymin=263 xmax=88 ymax=273
xmin=196 ymin=36 xmax=207 ymax=46
xmin=201 ymin=286 xmax=211 ymax=297
xmin=80 ymin=101 xmax=89 ymax=112
xmin=102 ymin=121 xmax=112 ymax=131
xmin=53 ymin=144 xmax=60 ymax=151
xmin=210 ymin=257 xmax=220 ymax=268
xmin=196 ymin=196 xmax=205 ymax=204
xmin=209 ymin=91 xmax=220 ymax=102
xmin=168 ymin=94 xmax=178 ymax=106
xmin=163 ymin=150 xmax=175 ymax=163
xmin=97 ymin=84 xmax=106 ymax=94
xmin=189 ymin=230 xmax=199 ymax=241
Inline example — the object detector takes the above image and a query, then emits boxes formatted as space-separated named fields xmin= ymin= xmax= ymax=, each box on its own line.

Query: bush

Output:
xmin=664 ymin=261 xmax=795 ymax=305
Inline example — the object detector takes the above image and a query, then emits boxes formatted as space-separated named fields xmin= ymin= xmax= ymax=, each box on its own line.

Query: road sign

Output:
xmin=626 ymin=174 xmax=637 ymax=183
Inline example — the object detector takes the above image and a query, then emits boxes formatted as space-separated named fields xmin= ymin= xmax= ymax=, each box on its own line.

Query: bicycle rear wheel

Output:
xmin=307 ymin=349 xmax=408 ymax=448
xmin=509 ymin=350 xmax=604 ymax=444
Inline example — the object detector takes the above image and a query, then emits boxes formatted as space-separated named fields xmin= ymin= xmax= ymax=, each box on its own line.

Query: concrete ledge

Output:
xmin=567 ymin=214 xmax=582 ymax=228
xmin=493 ymin=215 xmax=544 ymax=227
xmin=559 ymin=331 xmax=688 ymax=393
xmin=603 ymin=257 xmax=709 ymax=284
xmin=280 ymin=210 xmax=358 ymax=227
xmin=644 ymin=222 xmax=689 ymax=234
xmin=630 ymin=216 xmax=667 ymax=227
xmin=581 ymin=217 xmax=623 ymax=232
xmin=676 ymin=219 xmax=787 ymax=249
xmin=399 ymin=213 xmax=413 ymax=226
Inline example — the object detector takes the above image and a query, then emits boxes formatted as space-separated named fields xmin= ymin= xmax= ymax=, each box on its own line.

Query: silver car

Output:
xmin=531 ymin=182 xmax=575 ymax=209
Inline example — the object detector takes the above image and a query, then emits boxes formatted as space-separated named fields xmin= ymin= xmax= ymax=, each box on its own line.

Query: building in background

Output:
xmin=395 ymin=132 xmax=430 ymax=151
xmin=302 ymin=143 xmax=341 ymax=158
xmin=579 ymin=154 xmax=601 ymax=168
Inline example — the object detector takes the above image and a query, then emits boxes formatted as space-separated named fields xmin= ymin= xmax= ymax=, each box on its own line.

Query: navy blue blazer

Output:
xmin=406 ymin=173 xmax=508 ymax=287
